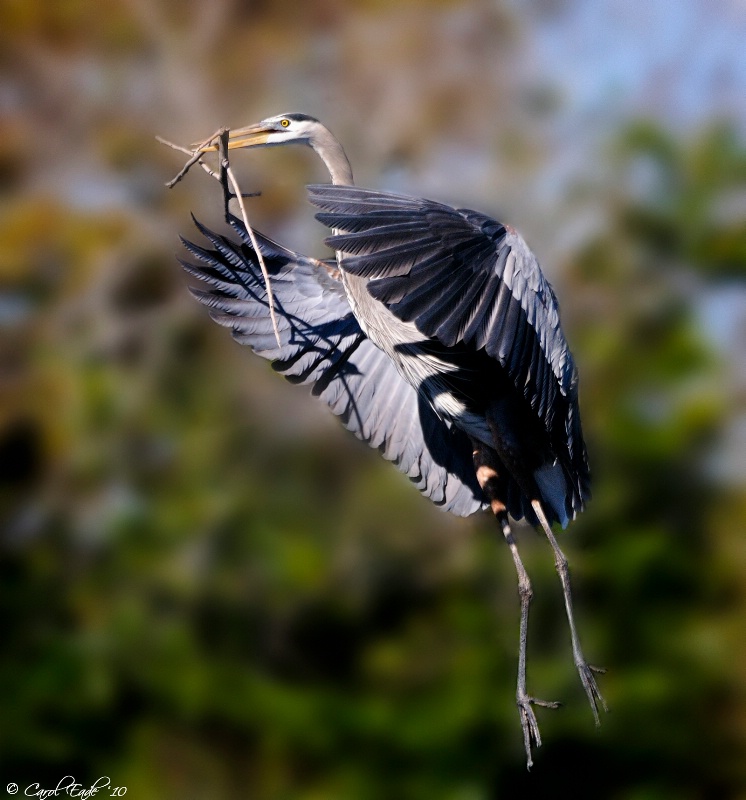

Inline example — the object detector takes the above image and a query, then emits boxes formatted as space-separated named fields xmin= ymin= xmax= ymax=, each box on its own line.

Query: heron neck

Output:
xmin=310 ymin=127 xmax=354 ymax=185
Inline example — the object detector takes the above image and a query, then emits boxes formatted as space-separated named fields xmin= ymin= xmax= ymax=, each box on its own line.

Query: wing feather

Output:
xmin=179 ymin=215 xmax=487 ymax=516
xmin=308 ymin=184 xmax=590 ymax=518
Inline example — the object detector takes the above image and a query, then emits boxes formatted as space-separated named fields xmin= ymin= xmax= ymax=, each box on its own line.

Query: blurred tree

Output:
xmin=2 ymin=115 xmax=745 ymax=797
xmin=1 ymin=0 xmax=745 ymax=796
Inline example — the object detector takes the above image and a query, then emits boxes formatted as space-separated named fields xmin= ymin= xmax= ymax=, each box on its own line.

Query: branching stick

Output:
xmin=158 ymin=128 xmax=281 ymax=347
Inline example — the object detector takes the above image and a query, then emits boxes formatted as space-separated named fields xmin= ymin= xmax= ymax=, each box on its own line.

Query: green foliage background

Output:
xmin=1 ymin=1 xmax=745 ymax=797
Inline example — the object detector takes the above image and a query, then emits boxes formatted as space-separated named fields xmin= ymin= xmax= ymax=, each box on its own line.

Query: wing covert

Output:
xmin=308 ymin=184 xmax=590 ymax=518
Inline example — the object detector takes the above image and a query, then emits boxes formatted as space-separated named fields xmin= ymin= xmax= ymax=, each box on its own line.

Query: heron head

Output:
xmin=197 ymin=113 xmax=321 ymax=152
xmin=195 ymin=112 xmax=353 ymax=185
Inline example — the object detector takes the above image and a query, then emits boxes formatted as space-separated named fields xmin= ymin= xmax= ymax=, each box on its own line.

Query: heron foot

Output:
xmin=576 ymin=660 xmax=608 ymax=724
xmin=517 ymin=692 xmax=561 ymax=769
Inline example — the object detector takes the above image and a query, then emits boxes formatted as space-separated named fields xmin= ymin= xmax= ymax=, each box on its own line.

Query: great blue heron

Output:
xmin=179 ymin=112 xmax=605 ymax=766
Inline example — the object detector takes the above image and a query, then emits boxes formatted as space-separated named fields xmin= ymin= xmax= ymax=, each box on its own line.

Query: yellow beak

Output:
xmin=194 ymin=123 xmax=272 ymax=152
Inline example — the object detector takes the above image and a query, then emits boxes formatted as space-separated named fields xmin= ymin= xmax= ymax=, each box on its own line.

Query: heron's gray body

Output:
xmin=179 ymin=112 xmax=603 ymax=766
xmin=307 ymin=183 xmax=588 ymax=528
xmin=343 ymin=271 xmax=494 ymax=443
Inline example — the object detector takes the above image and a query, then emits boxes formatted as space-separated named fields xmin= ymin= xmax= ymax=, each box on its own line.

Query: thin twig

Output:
xmin=157 ymin=128 xmax=281 ymax=348
xmin=216 ymin=131 xmax=282 ymax=348
xmin=157 ymin=133 xmax=261 ymax=193
xmin=156 ymin=135 xmax=219 ymax=185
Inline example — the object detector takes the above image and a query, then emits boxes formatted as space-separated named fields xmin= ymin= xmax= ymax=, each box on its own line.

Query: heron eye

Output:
xmin=280 ymin=119 xmax=290 ymax=127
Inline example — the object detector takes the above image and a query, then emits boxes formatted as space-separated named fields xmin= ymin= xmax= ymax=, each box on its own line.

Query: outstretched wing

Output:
xmin=179 ymin=214 xmax=487 ymax=516
xmin=308 ymin=184 xmax=590 ymax=519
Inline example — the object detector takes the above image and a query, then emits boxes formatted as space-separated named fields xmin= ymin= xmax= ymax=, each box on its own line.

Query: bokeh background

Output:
xmin=1 ymin=0 xmax=745 ymax=797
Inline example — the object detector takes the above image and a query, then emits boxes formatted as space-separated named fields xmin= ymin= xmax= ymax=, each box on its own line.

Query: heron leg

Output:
xmin=473 ymin=445 xmax=560 ymax=768
xmin=531 ymin=499 xmax=607 ymax=723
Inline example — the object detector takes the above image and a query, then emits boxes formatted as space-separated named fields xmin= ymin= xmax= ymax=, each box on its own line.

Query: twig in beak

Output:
xmin=157 ymin=130 xmax=260 ymax=198
xmin=156 ymin=132 xmax=222 ymax=186
xmin=216 ymin=131 xmax=282 ymax=348
xmin=158 ymin=128 xmax=280 ymax=346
